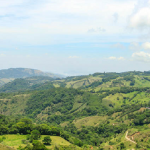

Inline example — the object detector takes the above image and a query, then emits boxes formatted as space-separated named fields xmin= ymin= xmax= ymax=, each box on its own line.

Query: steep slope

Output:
xmin=0 ymin=88 xmax=108 ymax=123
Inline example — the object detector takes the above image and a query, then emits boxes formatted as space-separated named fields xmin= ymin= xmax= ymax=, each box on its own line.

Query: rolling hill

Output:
xmin=0 ymin=68 xmax=64 ymax=87
xmin=1 ymin=70 xmax=150 ymax=149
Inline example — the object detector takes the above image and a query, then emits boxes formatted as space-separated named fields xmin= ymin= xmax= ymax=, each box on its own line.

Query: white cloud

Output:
xmin=142 ymin=42 xmax=150 ymax=50
xmin=128 ymin=0 xmax=150 ymax=30
xmin=0 ymin=53 xmax=5 ymax=57
xmin=0 ymin=0 xmax=136 ymax=43
xmin=68 ymin=56 xmax=80 ymax=59
xmin=118 ymin=57 xmax=125 ymax=60
xmin=129 ymin=42 xmax=150 ymax=51
xmin=129 ymin=8 xmax=150 ymax=29
xmin=108 ymin=56 xmax=117 ymax=60
xmin=88 ymin=27 xmax=106 ymax=33
xmin=26 ymin=55 xmax=31 ymax=58
xmin=108 ymin=56 xmax=125 ymax=60
xmin=132 ymin=51 xmax=150 ymax=62
xmin=111 ymin=43 xmax=125 ymax=49
xmin=129 ymin=42 xmax=141 ymax=51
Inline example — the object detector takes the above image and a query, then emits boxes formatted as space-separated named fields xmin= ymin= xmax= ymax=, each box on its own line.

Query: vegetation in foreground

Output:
xmin=1 ymin=71 xmax=150 ymax=149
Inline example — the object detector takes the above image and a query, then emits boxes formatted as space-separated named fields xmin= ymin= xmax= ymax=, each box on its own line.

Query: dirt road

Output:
xmin=125 ymin=131 xmax=137 ymax=144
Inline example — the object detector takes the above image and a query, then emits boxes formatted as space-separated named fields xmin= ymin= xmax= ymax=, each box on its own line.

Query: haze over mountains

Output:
xmin=0 ymin=68 xmax=64 ymax=79
xmin=0 ymin=68 xmax=64 ymax=87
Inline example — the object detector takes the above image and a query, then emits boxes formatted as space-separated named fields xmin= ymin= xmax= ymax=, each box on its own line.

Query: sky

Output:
xmin=0 ymin=0 xmax=150 ymax=76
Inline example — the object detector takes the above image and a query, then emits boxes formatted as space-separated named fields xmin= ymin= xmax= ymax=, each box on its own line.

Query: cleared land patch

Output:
xmin=73 ymin=116 xmax=107 ymax=128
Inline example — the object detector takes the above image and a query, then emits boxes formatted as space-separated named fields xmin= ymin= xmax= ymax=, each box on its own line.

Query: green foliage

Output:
xmin=24 ymin=87 xmax=106 ymax=124
xmin=128 ymin=109 xmax=150 ymax=125
xmin=31 ymin=130 xmax=41 ymax=140
xmin=3 ymin=70 xmax=150 ymax=149
xmin=32 ymin=140 xmax=48 ymax=150
xmin=0 ymin=78 xmax=55 ymax=93
xmin=42 ymin=136 xmax=52 ymax=145
xmin=120 ymin=143 xmax=125 ymax=149
xmin=25 ymin=88 xmax=81 ymax=117
xmin=0 ymin=138 xmax=3 ymax=143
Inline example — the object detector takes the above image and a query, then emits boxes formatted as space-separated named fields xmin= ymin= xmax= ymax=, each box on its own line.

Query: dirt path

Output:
xmin=125 ymin=131 xmax=137 ymax=144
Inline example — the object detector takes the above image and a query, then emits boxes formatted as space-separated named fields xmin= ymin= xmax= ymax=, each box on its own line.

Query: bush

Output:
xmin=22 ymin=139 xmax=28 ymax=144
xmin=120 ymin=143 xmax=125 ymax=149
xmin=0 ymin=138 xmax=3 ymax=143
xmin=42 ymin=136 xmax=52 ymax=145
xmin=32 ymin=140 xmax=48 ymax=150
xmin=31 ymin=130 xmax=41 ymax=140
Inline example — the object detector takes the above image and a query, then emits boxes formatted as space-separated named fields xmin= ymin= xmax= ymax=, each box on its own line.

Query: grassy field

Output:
xmin=0 ymin=144 xmax=15 ymax=150
xmin=0 ymin=135 xmax=71 ymax=149
xmin=65 ymin=76 xmax=102 ymax=89
xmin=0 ymin=78 xmax=14 ymax=87
xmin=102 ymin=91 xmax=150 ymax=108
xmin=73 ymin=116 xmax=107 ymax=128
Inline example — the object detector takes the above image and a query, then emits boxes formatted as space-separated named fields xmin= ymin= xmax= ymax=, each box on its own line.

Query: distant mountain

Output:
xmin=0 ymin=68 xmax=64 ymax=87
xmin=0 ymin=68 xmax=63 ymax=79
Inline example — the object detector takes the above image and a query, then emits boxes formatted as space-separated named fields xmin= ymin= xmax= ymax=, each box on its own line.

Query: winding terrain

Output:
xmin=125 ymin=131 xmax=137 ymax=144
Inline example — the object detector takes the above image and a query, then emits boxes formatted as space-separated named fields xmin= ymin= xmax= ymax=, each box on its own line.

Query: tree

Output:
xmin=31 ymin=130 xmax=41 ymax=140
xmin=42 ymin=136 xmax=52 ymax=145
xmin=32 ymin=140 xmax=48 ymax=150
xmin=27 ymin=130 xmax=41 ymax=142
xmin=120 ymin=143 xmax=125 ymax=149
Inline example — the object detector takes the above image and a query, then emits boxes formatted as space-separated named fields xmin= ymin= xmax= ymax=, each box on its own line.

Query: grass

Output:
xmin=0 ymin=94 xmax=30 ymax=116
xmin=0 ymin=78 xmax=14 ymax=87
xmin=101 ymin=131 xmax=136 ymax=150
xmin=102 ymin=91 xmax=150 ymax=108
xmin=0 ymin=135 xmax=71 ymax=149
xmin=0 ymin=144 xmax=15 ymax=150
xmin=0 ymin=134 xmax=27 ymax=149
xmin=127 ymin=127 xmax=150 ymax=149
xmin=70 ymin=102 xmax=83 ymax=113
xmin=65 ymin=76 xmax=102 ymax=89
xmin=53 ymin=84 xmax=60 ymax=88
xmin=73 ymin=116 xmax=107 ymax=128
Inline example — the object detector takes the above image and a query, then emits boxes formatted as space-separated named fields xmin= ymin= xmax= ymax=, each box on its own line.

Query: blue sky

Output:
xmin=0 ymin=0 xmax=150 ymax=75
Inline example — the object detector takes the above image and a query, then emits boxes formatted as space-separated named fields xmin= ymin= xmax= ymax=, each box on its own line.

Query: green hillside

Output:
xmin=1 ymin=71 xmax=150 ymax=149
xmin=0 ymin=77 xmax=55 ymax=93
xmin=3 ymin=70 xmax=150 ymax=94
xmin=0 ymin=88 xmax=107 ymax=122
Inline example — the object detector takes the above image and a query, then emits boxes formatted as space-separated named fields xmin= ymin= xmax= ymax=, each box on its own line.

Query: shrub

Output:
xmin=42 ymin=136 xmax=52 ymax=145
xmin=32 ymin=140 xmax=48 ymax=150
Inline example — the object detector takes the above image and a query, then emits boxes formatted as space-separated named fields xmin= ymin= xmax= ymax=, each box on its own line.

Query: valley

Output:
xmin=1 ymin=69 xmax=150 ymax=149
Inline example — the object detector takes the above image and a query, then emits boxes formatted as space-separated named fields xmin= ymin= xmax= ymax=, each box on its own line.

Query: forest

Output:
xmin=1 ymin=71 xmax=150 ymax=149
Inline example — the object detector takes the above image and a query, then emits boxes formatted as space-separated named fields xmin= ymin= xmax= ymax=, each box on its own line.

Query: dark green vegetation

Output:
xmin=0 ymin=77 xmax=55 ymax=93
xmin=0 ymin=115 xmax=83 ymax=149
xmin=1 ymin=70 xmax=150 ymax=149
